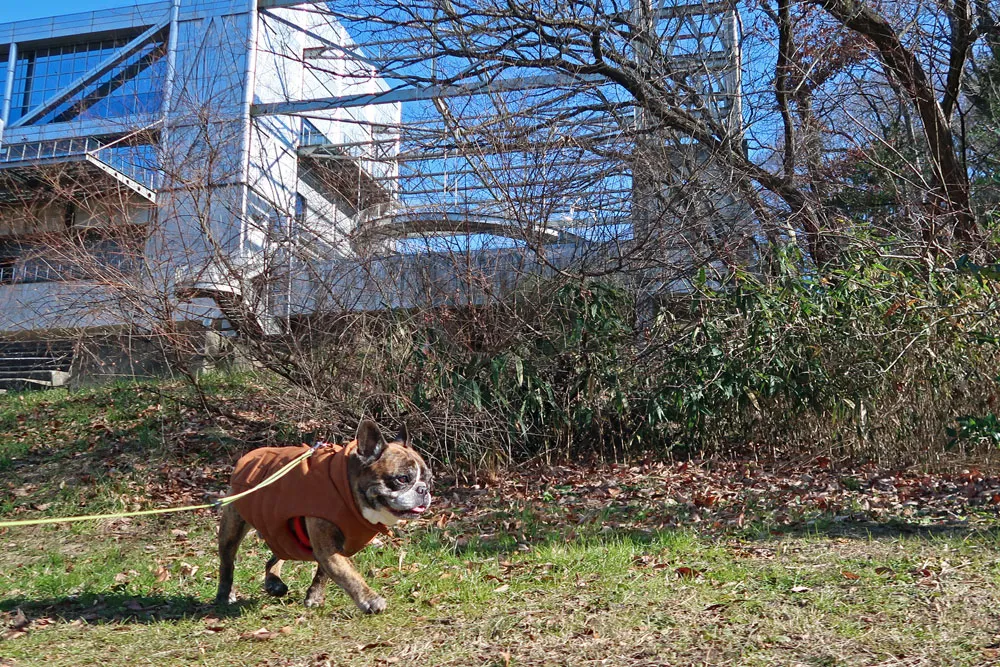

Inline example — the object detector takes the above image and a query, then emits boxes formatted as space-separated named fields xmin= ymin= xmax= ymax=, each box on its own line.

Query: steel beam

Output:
xmin=239 ymin=0 xmax=260 ymax=254
xmin=0 ymin=42 xmax=17 ymax=147
xmin=2 ymin=115 xmax=158 ymax=145
xmin=252 ymin=73 xmax=604 ymax=116
xmin=260 ymin=8 xmax=377 ymax=68
xmin=256 ymin=0 xmax=729 ymax=16
xmin=257 ymin=0 xmax=322 ymax=8
xmin=0 ymin=3 xmax=172 ymax=46
xmin=160 ymin=0 xmax=181 ymax=123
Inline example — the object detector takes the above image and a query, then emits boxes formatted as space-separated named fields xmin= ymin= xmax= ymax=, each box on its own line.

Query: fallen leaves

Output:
xmin=9 ymin=609 xmax=28 ymax=631
xmin=630 ymin=555 xmax=673 ymax=570
xmin=356 ymin=641 xmax=392 ymax=652
xmin=178 ymin=562 xmax=199 ymax=578
xmin=424 ymin=456 xmax=1000 ymax=557
xmin=239 ymin=626 xmax=292 ymax=641
xmin=729 ymin=545 xmax=776 ymax=559
xmin=1 ymin=609 xmax=56 ymax=641
xmin=674 ymin=566 xmax=705 ymax=580
xmin=202 ymin=617 xmax=226 ymax=634
xmin=2 ymin=609 xmax=29 ymax=641
xmin=631 ymin=557 xmax=706 ymax=580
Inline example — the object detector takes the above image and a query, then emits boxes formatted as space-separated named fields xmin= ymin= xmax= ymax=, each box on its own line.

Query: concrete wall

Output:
xmin=0 ymin=281 xmax=125 ymax=332
xmin=0 ymin=195 xmax=153 ymax=236
xmin=69 ymin=327 xmax=246 ymax=387
xmin=295 ymin=166 xmax=355 ymax=256
xmin=246 ymin=5 xmax=301 ymax=253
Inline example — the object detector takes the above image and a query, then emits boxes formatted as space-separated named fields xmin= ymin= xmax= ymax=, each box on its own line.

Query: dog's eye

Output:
xmin=394 ymin=475 xmax=411 ymax=485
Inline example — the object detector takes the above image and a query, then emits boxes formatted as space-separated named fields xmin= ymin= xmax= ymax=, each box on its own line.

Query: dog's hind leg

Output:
xmin=215 ymin=503 xmax=250 ymax=606
xmin=264 ymin=555 xmax=289 ymax=597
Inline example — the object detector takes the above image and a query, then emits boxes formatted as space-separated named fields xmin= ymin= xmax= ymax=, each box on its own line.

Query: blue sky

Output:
xmin=0 ymin=1 xmax=140 ymax=24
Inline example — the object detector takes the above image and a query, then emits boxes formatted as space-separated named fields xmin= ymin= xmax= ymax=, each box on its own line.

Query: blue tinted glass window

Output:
xmin=8 ymin=32 xmax=167 ymax=126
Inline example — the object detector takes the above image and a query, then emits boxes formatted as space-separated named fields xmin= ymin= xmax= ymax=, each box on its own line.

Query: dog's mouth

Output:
xmin=391 ymin=504 xmax=428 ymax=518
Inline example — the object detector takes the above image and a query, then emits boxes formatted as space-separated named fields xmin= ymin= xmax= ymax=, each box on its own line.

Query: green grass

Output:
xmin=1 ymin=377 xmax=999 ymax=666
xmin=2 ymin=518 xmax=998 ymax=666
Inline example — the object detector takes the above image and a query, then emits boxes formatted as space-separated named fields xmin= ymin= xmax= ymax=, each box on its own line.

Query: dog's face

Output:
xmin=349 ymin=420 xmax=433 ymax=527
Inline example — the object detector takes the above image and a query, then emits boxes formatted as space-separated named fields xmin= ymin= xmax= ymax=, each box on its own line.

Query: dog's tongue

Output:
xmin=411 ymin=505 xmax=428 ymax=514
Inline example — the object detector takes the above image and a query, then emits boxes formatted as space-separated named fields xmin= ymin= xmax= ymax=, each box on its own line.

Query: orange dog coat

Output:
xmin=230 ymin=442 xmax=386 ymax=560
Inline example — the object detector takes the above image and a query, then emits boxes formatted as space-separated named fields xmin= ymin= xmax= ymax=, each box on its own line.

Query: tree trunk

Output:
xmin=810 ymin=0 xmax=977 ymax=250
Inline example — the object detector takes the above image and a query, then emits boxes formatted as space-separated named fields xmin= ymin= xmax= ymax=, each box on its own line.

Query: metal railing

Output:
xmin=0 ymin=137 xmax=104 ymax=163
xmin=90 ymin=147 xmax=163 ymax=190
xmin=0 ymin=137 xmax=163 ymax=190
xmin=0 ymin=252 xmax=138 ymax=285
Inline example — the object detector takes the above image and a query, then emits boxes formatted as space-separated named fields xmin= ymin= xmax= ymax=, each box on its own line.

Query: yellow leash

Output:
xmin=0 ymin=444 xmax=319 ymax=529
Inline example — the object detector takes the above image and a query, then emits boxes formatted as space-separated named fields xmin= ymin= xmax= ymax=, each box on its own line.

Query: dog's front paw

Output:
xmin=303 ymin=593 xmax=325 ymax=608
xmin=357 ymin=595 xmax=386 ymax=615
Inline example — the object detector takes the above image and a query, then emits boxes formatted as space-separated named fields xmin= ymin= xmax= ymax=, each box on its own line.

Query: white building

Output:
xmin=0 ymin=0 xmax=745 ymax=387
xmin=0 ymin=0 xmax=400 ymax=385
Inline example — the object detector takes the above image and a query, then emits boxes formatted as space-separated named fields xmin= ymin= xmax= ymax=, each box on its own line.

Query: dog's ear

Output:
xmin=393 ymin=423 xmax=411 ymax=448
xmin=355 ymin=419 xmax=386 ymax=463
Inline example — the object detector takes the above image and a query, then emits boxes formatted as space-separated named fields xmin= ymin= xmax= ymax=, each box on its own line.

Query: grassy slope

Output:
xmin=0 ymin=379 xmax=999 ymax=666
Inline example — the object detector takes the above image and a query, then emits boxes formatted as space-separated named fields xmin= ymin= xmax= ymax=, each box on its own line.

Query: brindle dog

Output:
xmin=215 ymin=420 xmax=433 ymax=614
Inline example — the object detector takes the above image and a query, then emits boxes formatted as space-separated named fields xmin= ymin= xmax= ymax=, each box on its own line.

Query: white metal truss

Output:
xmin=0 ymin=124 xmax=161 ymax=203
xmin=252 ymin=73 xmax=605 ymax=116
xmin=255 ymin=2 xmax=740 ymax=127
xmin=85 ymin=153 xmax=157 ymax=203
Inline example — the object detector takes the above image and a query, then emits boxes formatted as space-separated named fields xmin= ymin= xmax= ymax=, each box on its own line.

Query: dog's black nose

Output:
xmin=416 ymin=484 xmax=428 ymax=496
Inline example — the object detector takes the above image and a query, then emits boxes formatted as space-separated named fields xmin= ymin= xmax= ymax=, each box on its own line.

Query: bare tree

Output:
xmin=4 ymin=0 xmax=999 ymax=465
xmin=286 ymin=0 xmax=997 ymax=266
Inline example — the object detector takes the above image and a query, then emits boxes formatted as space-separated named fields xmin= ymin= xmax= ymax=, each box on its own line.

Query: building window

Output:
xmin=0 ymin=255 xmax=16 ymax=285
xmin=294 ymin=193 xmax=307 ymax=231
xmin=300 ymin=119 xmax=328 ymax=147
xmin=0 ymin=230 xmax=141 ymax=285
xmin=5 ymin=31 xmax=167 ymax=126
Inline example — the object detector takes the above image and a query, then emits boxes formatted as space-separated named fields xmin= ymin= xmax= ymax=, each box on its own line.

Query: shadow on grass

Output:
xmin=0 ymin=593 xmax=255 ymax=625
xmin=770 ymin=517 xmax=1000 ymax=541
xmin=0 ymin=381 xmax=251 ymax=512
xmin=418 ymin=515 xmax=1000 ymax=559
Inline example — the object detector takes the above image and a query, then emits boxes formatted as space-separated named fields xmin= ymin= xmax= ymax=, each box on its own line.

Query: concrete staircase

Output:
xmin=0 ymin=340 xmax=75 ymax=390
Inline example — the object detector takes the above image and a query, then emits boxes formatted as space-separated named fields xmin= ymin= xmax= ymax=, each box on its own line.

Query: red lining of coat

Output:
xmin=288 ymin=516 xmax=313 ymax=553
